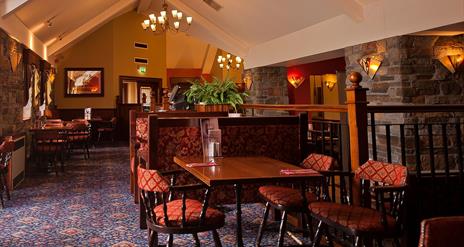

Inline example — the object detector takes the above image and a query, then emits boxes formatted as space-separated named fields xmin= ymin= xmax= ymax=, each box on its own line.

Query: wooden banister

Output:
xmin=242 ymin=104 xmax=348 ymax=113
xmin=367 ymin=104 xmax=464 ymax=113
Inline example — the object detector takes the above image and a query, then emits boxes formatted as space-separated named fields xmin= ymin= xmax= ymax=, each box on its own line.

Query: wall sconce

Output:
xmin=243 ymin=71 xmax=253 ymax=90
xmin=438 ymin=54 xmax=464 ymax=73
xmin=358 ymin=55 xmax=383 ymax=79
xmin=322 ymin=74 xmax=337 ymax=91
xmin=287 ymin=74 xmax=305 ymax=88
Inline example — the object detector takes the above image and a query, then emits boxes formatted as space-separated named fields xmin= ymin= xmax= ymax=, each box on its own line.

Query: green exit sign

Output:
xmin=138 ymin=66 xmax=147 ymax=73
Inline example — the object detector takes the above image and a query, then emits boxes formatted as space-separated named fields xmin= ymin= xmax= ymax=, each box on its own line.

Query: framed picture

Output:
xmin=65 ymin=68 xmax=104 ymax=97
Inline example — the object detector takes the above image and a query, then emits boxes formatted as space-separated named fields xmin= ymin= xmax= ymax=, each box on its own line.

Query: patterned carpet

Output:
xmin=0 ymin=146 xmax=309 ymax=246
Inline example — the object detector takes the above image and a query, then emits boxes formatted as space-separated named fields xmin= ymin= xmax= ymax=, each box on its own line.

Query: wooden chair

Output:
xmin=32 ymin=130 xmax=67 ymax=175
xmin=97 ymin=117 xmax=117 ymax=143
xmin=67 ymin=121 xmax=91 ymax=159
xmin=137 ymin=165 xmax=225 ymax=247
xmin=418 ymin=216 xmax=464 ymax=247
xmin=0 ymin=137 xmax=14 ymax=208
xmin=309 ymin=160 xmax=408 ymax=247
xmin=256 ymin=153 xmax=335 ymax=247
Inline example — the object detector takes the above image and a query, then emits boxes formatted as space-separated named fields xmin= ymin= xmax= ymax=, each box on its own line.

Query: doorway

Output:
xmin=118 ymin=76 xmax=162 ymax=141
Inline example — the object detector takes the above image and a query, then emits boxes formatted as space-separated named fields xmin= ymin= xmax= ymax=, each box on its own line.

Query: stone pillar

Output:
xmin=243 ymin=66 xmax=289 ymax=115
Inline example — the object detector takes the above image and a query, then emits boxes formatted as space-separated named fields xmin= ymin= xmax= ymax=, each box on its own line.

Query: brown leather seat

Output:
xmin=419 ymin=216 xmax=464 ymax=247
xmin=309 ymin=202 xmax=396 ymax=233
xmin=154 ymin=199 xmax=225 ymax=227
xmin=258 ymin=185 xmax=318 ymax=209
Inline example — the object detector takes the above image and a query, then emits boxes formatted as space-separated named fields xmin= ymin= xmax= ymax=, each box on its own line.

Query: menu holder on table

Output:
xmin=280 ymin=169 xmax=318 ymax=175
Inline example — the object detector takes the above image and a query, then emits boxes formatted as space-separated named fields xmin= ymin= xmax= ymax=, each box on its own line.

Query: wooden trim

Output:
xmin=218 ymin=116 xmax=299 ymax=126
xmin=367 ymin=104 xmax=464 ymax=113
xmin=242 ymin=104 xmax=348 ymax=113
xmin=148 ymin=115 xmax=159 ymax=170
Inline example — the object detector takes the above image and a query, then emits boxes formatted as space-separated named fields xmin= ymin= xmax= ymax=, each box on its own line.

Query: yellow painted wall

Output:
xmin=54 ymin=11 xmax=166 ymax=109
xmin=210 ymin=49 xmax=243 ymax=83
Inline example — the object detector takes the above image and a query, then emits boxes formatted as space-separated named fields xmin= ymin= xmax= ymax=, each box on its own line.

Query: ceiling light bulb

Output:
xmin=236 ymin=56 xmax=242 ymax=63
xmin=144 ymin=19 xmax=150 ymax=26
xmin=141 ymin=22 xmax=148 ymax=30
xmin=221 ymin=57 xmax=226 ymax=62
xmin=150 ymin=24 xmax=156 ymax=31
xmin=219 ymin=64 xmax=224 ymax=68
xmin=186 ymin=16 xmax=192 ymax=25
xmin=226 ymin=64 xmax=230 ymax=70
xmin=236 ymin=63 xmax=240 ymax=68
xmin=226 ymin=53 xmax=231 ymax=59
xmin=171 ymin=10 xmax=178 ymax=18
xmin=158 ymin=16 xmax=165 ymax=24
xmin=217 ymin=57 xmax=222 ymax=63
xmin=174 ymin=21 xmax=180 ymax=29
xmin=149 ymin=14 xmax=156 ymax=22
xmin=177 ymin=12 xmax=183 ymax=20
xmin=160 ymin=11 xmax=166 ymax=18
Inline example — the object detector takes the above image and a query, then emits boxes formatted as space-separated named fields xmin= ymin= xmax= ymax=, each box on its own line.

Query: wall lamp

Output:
xmin=287 ymin=74 xmax=305 ymax=88
xmin=438 ymin=54 xmax=464 ymax=74
xmin=358 ymin=55 xmax=383 ymax=79
xmin=322 ymin=74 xmax=337 ymax=91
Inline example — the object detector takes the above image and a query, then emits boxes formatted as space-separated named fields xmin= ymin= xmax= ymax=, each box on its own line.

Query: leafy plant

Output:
xmin=185 ymin=77 xmax=248 ymax=112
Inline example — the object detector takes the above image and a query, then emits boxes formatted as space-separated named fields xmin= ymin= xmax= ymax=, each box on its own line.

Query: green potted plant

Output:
xmin=185 ymin=77 xmax=248 ymax=113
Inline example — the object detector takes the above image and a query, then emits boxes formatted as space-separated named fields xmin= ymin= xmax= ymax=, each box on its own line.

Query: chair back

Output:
xmin=137 ymin=166 xmax=170 ymax=193
xmin=419 ymin=216 xmax=464 ymax=247
xmin=110 ymin=117 xmax=117 ymax=128
xmin=301 ymin=153 xmax=334 ymax=171
xmin=0 ymin=137 xmax=14 ymax=168
xmin=355 ymin=160 xmax=407 ymax=186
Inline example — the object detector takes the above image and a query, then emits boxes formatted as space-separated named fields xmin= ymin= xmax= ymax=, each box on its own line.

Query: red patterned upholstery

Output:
xmin=259 ymin=185 xmax=318 ymax=208
xmin=355 ymin=160 xmax=407 ymax=186
xmin=136 ymin=118 xmax=149 ymax=143
xmin=419 ymin=216 xmax=464 ymax=247
xmin=138 ymin=144 xmax=149 ymax=165
xmin=153 ymin=199 xmax=225 ymax=227
xmin=301 ymin=153 xmax=334 ymax=171
xmin=137 ymin=166 xmax=170 ymax=193
xmin=309 ymin=202 xmax=396 ymax=233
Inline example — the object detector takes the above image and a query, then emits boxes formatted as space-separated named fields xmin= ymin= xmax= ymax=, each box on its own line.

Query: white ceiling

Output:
xmin=4 ymin=0 xmax=464 ymax=67
xmin=14 ymin=0 xmax=120 ymax=43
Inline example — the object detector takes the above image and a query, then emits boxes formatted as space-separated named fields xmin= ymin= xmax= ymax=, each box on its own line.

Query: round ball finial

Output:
xmin=348 ymin=72 xmax=362 ymax=88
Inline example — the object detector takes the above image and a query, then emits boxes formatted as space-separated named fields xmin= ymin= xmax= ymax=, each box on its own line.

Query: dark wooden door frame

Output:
xmin=119 ymin=75 xmax=162 ymax=104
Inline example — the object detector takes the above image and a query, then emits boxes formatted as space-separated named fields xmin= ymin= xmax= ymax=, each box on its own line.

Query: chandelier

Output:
xmin=217 ymin=53 xmax=242 ymax=70
xmin=141 ymin=0 xmax=192 ymax=34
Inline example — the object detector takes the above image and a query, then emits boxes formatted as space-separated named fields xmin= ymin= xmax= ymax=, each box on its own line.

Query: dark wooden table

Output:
xmin=174 ymin=156 xmax=322 ymax=247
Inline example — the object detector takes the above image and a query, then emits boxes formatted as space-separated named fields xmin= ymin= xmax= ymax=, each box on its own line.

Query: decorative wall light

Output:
xmin=287 ymin=73 xmax=305 ymax=88
xmin=243 ymin=71 xmax=253 ymax=90
xmin=438 ymin=54 xmax=464 ymax=73
xmin=322 ymin=74 xmax=337 ymax=91
xmin=217 ymin=53 xmax=242 ymax=70
xmin=358 ymin=55 xmax=383 ymax=79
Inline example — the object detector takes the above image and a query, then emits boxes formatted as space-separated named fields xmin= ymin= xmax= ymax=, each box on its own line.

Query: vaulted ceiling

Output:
xmin=2 ymin=0 xmax=464 ymax=68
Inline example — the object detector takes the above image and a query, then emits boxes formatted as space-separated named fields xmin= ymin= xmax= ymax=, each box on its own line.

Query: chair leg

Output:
xmin=256 ymin=202 xmax=271 ymax=247
xmin=167 ymin=234 xmax=173 ymax=247
xmin=277 ymin=210 xmax=288 ymax=247
xmin=354 ymin=236 xmax=361 ymax=247
xmin=149 ymin=229 xmax=158 ymax=247
xmin=312 ymin=220 xmax=323 ymax=247
xmin=1 ymin=171 xmax=9 ymax=200
xmin=0 ymin=174 xmax=4 ymax=208
xmin=192 ymin=233 xmax=201 ymax=247
xmin=97 ymin=132 xmax=102 ymax=144
xmin=212 ymin=229 xmax=222 ymax=247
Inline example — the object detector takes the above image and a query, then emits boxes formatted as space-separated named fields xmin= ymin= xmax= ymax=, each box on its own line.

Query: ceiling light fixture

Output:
xmin=438 ymin=54 xmax=464 ymax=74
xmin=217 ymin=53 xmax=242 ymax=70
xmin=358 ymin=55 xmax=383 ymax=79
xmin=141 ymin=0 xmax=192 ymax=34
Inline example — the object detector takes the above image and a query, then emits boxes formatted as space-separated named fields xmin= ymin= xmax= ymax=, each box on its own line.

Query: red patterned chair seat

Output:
xmin=153 ymin=199 xmax=225 ymax=227
xmin=36 ymin=143 xmax=64 ymax=153
xmin=309 ymin=202 xmax=396 ymax=233
xmin=259 ymin=185 xmax=318 ymax=209
xmin=68 ymin=134 xmax=89 ymax=142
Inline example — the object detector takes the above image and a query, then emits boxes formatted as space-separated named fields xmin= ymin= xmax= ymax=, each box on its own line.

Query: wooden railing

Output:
xmin=242 ymin=103 xmax=348 ymax=113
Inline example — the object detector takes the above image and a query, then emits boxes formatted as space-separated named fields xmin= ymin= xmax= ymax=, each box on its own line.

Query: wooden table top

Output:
xmin=30 ymin=126 xmax=73 ymax=131
xmin=174 ymin=156 xmax=321 ymax=186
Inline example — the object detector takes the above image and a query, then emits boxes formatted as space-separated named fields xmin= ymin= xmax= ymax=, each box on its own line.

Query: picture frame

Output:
xmin=64 ymin=68 xmax=104 ymax=97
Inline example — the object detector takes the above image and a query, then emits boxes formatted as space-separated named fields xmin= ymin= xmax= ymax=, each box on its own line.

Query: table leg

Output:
xmin=234 ymin=183 xmax=244 ymax=247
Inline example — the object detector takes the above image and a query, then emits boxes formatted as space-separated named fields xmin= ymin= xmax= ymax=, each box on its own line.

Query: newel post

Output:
xmin=345 ymin=72 xmax=369 ymax=171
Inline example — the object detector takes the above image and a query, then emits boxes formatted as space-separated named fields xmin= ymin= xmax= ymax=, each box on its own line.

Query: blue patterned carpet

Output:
xmin=0 ymin=146 xmax=308 ymax=246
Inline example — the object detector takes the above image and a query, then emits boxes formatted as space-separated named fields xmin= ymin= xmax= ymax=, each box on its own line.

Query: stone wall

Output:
xmin=243 ymin=66 xmax=289 ymax=115
xmin=345 ymin=35 xmax=464 ymax=170
xmin=0 ymin=29 xmax=28 ymax=137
